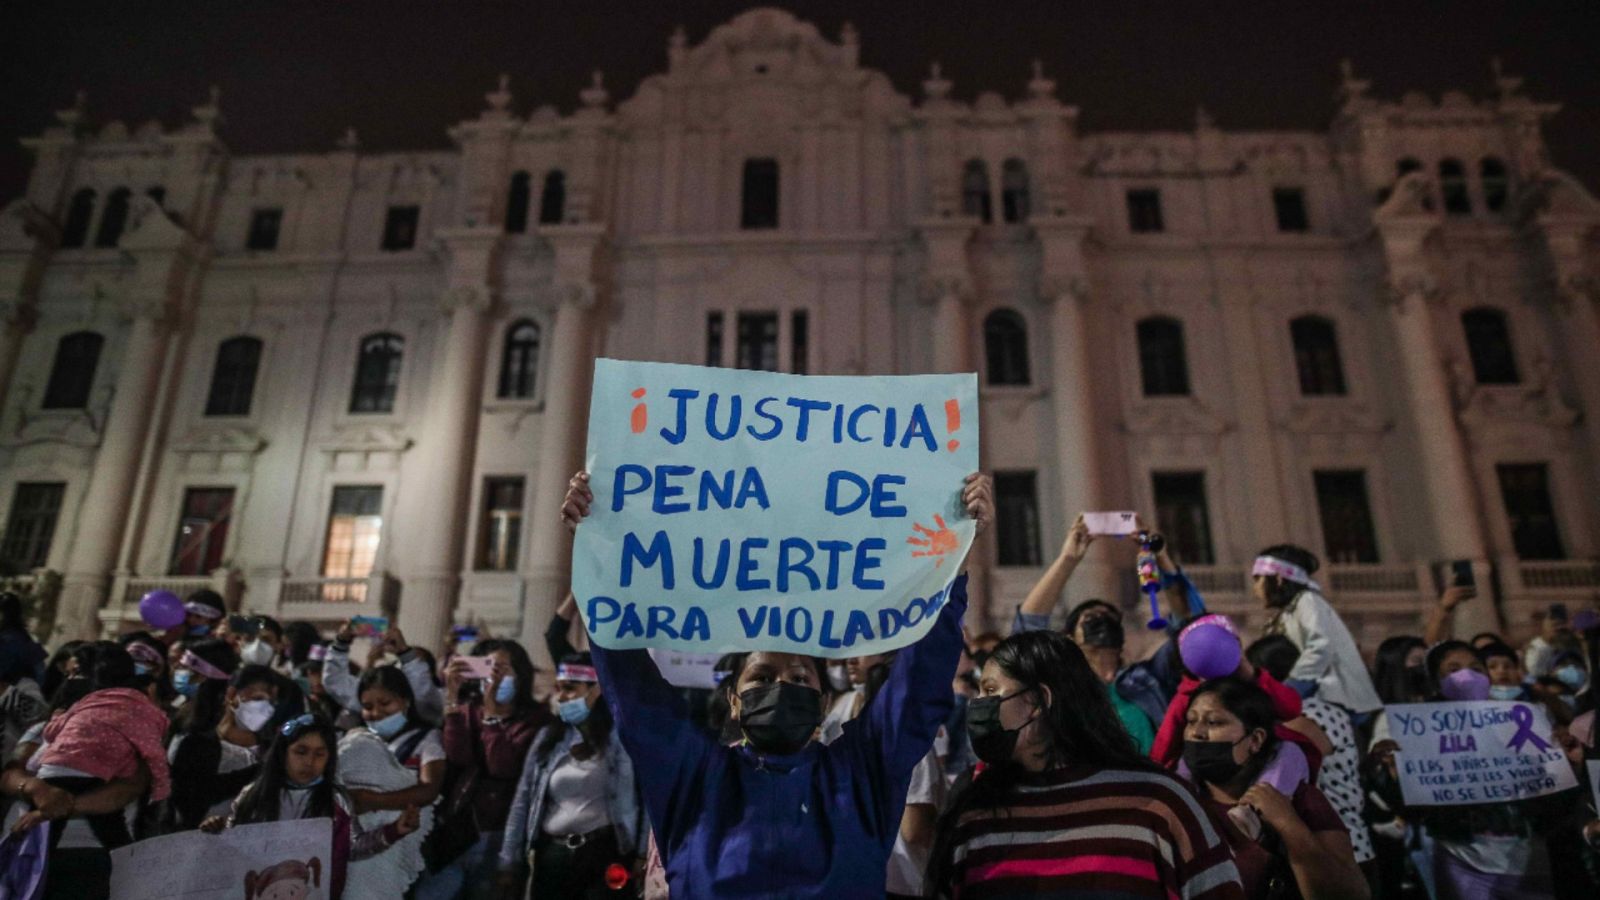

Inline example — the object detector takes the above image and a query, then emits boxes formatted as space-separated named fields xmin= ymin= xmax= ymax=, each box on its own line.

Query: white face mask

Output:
xmin=235 ymin=699 xmax=275 ymax=733
xmin=241 ymin=640 xmax=276 ymax=667
xmin=827 ymin=663 xmax=851 ymax=694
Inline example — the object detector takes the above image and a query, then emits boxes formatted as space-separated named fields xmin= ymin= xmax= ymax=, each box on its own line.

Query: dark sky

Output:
xmin=3 ymin=1 xmax=1597 ymax=204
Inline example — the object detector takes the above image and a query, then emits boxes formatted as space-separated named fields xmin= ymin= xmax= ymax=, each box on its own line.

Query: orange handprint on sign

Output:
xmin=907 ymin=514 xmax=958 ymax=567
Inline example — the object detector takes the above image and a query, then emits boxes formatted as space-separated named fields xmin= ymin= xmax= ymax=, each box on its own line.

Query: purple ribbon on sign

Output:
xmin=1506 ymin=704 xmax=1552 ymax=753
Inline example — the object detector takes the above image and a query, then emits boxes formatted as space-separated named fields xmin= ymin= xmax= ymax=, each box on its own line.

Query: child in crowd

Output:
xmin=347 ymin=665 xmax=445 ymax=813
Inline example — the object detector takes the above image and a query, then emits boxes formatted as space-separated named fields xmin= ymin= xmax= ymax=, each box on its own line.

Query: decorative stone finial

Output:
xmin=485 ymin=73 xmax=513 ymax=113
xmin=580 ymin=70 xmax=609 ymax=109
xmin=923 ymin=61 xmax=952 ymax=101
xmin=841 ymin=21 xmax=858 ymax=45
xmin=191 ymin=85 xmax=223 ymax=130
xmin=54 ymin=90 xmax=87 ymax=129
xmin=1195 ymin=105 xmax=1215 ymax=131
xmin=1490 ymin=56 xmax=1524 ymax=103
xmin=1337 ymin=58 xmax=1371 ymax=107
xmin=337 ymin=127 xmax=360 ymax=151
xmin=1027 ymin=59 xmax=1056 ymax=99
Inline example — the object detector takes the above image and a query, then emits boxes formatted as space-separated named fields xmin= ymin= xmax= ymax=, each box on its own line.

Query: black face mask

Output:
xmin=738 ymin=682 xmax=822 ymax=755
xmin=966 ymin=688 xmax=1037 ymax=765
xmin=1079 ymin=615 xmax=1126 ymax=650
xmin=1182 ymin=735 xmax=1251 ymax=785
xmin=1402 ymin=664 xmax=1429 ymax=699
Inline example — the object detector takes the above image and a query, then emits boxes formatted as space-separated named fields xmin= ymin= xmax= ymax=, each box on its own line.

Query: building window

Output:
xmin=94 ymin=187 xmax=132 ymax=248
xmin=1480 ymin=157 xmax=1509 ymax=212
xmin=1137 ymin=316 xmax=1190 ymax=396
xmin=994 ymin=471 xmax=1042 ymax=566
xmin=205 ymin=336 xmax=263 ymax=417
xmin=1461 ymin=307 xmax=1519 ymax=384
xmin=498 ymin=320 xmax=540 ymax=399
xmin=1314 ymin=470 xmax=1379 ymax=563
xmin=538 ymin=171 xmax=566 ymax=225
xmin=380 ymin=205 xmax=420 ymax=251
xmin=740 ymin=159 xmax=779 ymax=230
xmin=322 ymin=486 xmax=384 ymax=599
xmin=736 ymin=312 xmax=779 ymax=371
xmin=962 ymin=159 xmax=992 ymax=223
xmin=478 ymin=477 xmax=524 ymax=571
xmin=1001 ymin=158 xmax=1030 ymax=224
xmin=706 ymin=312 xmax=724 ymax=367
xmin=0 ymin=483 xmax=65 ymax=574
xmin=349 ymin=333 xmax=404 ymax=413
xmin=1127 ymin=188 xmax=1165 ymax=233
xmin=791 ymin=310 xmax=809 ymax=375
xmin=168 ymin=487 xmax=235 ymax=575
xmin=984 ymin=309 xmax=1030 ymax=386
xmin=60 ymin=189 xmax=95 ymax=249
xmin=1439 ymin=159 xmax=1471 ymax=216
xmin=1290 ymin=315 xmax=1347 ymax=396
xmin=1272 ymin=187 xmax=1309 ymax=232
xmin=246 ymin=208 xmax=282 ymax=251
xmin=1497 ymin=464 xmax=1564 ymax=560
xmin=1153 ymin=472 xmax=1215 ymax=564
xmin=42 ymin=331 xmax=104 ymax=410
xmin=505 ymin=171 xmax=531 ymax=233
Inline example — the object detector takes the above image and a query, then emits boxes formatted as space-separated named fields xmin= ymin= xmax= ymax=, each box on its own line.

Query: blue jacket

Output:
xmin=590 ymin=575 xmax=968 ymax=900
xmin=497 ymin=722 xmax=643 ymax=869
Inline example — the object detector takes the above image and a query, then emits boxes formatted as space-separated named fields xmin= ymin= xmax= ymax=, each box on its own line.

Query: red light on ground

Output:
xmin=605 ymin=863 xmax=630 ymax=890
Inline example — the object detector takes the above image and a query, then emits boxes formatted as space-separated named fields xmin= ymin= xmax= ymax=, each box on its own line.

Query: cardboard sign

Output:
xmin=111 ymin=818 xmax=333 ymax=899
xmin=573 ymin=359 xmax=979 ymax=658
xmin=1386 ymin=702 xmax=1579 ymax=806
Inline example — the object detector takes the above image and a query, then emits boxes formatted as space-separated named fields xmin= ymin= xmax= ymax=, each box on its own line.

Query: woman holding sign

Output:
xmin=561 ymin=469 xmax=990 ymax=898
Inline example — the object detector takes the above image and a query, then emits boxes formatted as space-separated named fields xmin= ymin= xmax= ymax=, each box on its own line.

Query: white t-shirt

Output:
xmin=386 ymin=727 xmax=445 ymax=772
xmin=885 ymin=747 xmax=947 ymax=896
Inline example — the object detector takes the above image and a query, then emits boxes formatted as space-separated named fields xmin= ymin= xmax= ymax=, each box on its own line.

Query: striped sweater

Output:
xmin=945 ymin=765 xmax=1244 ymax=900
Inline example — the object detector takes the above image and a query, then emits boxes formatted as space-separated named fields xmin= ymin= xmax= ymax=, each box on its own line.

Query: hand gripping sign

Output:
xmin=573 ymin=359 xmax=979 ymax=658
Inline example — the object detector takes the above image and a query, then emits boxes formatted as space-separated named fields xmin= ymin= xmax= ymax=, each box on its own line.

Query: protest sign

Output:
xmin=649 ymin=648 xmax=724 ymax=689
xmin=111 ymin=818 xmax=332 ymax=899
xmin=573 ymin=359 xmax=979 ymax=658
xmin=1386 ymin=701 xmax=1578 ymax=806
xmin=1590 ymin=760 xmax=1600 ymax=822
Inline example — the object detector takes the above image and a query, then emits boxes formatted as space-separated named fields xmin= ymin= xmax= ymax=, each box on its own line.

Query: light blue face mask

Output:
xmin=173 ymin=670 xmax=197 ymax=697
xmin=1554 ymin=666 xmax=1587 ymax=690
xmin=1488 ymin=684 xmax=1522 ymax=701
xmin=494 ymin=676 xmax=517 ymax=706
xmin=558 ymin=697 xmax=591 ymax=725
xmin=369 ymin=710 xmax=408 ymax=739
xmin=188 ymin=624 xmax=212 ymax=637
xmin=134 ymin=663 xmax=153 ymax=677
xmin=286 ymin=776 xmax=324 ymax=790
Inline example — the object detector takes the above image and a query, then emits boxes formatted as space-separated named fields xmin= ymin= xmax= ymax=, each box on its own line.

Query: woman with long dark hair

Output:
xmin=497 ymin=652 xmax=640 ymax=899
xmin=1181 ymin=678 xmax=1368 ymax=899
xmin=166 ymin=640 xmax=263 ymax=829
xmin=1371 ymin=636 xmax=1428 ymax=707
xmin=930 ymin=629 xmax=1242 ymax=897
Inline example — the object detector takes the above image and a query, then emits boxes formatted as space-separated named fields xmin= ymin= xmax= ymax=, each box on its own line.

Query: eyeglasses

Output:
xmin=279 ymin=714 xmax=316 ymax=737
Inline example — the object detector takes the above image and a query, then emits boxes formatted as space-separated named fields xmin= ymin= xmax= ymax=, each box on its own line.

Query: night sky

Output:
xmin=2 ymin=1 xmax=1597 ymax=204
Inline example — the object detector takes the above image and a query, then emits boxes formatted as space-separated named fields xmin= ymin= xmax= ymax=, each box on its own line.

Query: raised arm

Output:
xmin=1424 ymin=585 xmax=1474 ymax=646
xmin=323 ymin=623 xmax=362 ymax=713
xmin=1015 ymin=514 xmax=1091 ymax=633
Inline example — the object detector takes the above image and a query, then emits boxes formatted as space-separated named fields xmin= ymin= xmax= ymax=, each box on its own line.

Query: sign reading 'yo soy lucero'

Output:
xmin=1386 ymin=701 xmax=1579 ymax=806
xmin=572 ymin=359 xmax=979 ymax=658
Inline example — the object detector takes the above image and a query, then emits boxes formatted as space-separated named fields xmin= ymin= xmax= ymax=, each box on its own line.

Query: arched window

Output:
xmin=1439 ymin=159 xmax=1471 ymax=216
xmin=740 ymin=159 xmax=779 ymax=230
xmin=538 ymin=171 xmax=566 ymax=225
xmin=94 ymin=187 xmax=131 ymax=247
xmin=1289 ymin=315 xmax=1347 ymax=395
xmin=42 ymin=331 xmax=104 ymax=409
xmin=1461 ymin=307 xmax=1519 ymax=384
xmin=498 ymin=319 xmax=540 ymax=399
xmin=205 ymin=336 xmax=263 ymax=417
xmin=1480 ymin=157 xmax=1510 ymax=212
xmin=1137 ymin=316 xmax=1190 ymax=396
xmin=505 ymin=171 xmax=531 ymax=234
xmin=983 ymin=309 xmax=1030 ymax=386
xmin=961 ymin=159 xmax=992 ymax=224
xmin=1001 ymin=158 xmax=1030 ymax=224
xmin=349 ymin=333 xmax=404 ymax=413
xmin=60 ymin=189 xmax=95 ymax=248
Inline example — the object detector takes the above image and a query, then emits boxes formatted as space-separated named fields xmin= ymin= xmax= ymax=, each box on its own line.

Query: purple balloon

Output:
xmin=139 ymin=589 xmax=185 ymax=629
xmin=1180 ymin=623 xmax=1241 ymax=679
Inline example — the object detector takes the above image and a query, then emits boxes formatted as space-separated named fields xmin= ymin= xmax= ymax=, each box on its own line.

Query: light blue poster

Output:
xmin=573 ymin=359 xmax=979 ymax=658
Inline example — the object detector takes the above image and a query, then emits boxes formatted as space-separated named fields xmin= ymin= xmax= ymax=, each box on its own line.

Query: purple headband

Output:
xmin=184 ymin=601 xmax=223 ymax=620
xmin=179 ymin=650 xmax=230 ymax=681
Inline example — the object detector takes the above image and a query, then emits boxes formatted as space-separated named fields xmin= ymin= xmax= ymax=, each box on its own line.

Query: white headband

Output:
xmin=1252 ymin=555 xmax=1321 ymax=593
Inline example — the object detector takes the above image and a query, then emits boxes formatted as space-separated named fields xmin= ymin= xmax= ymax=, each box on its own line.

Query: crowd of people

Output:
xmin=0 ymin=470 xmax=1596 ymax=899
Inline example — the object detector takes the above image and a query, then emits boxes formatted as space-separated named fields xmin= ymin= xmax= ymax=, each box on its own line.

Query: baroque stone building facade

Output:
xmin=1 ymin=9 xmax=1597 ymax=658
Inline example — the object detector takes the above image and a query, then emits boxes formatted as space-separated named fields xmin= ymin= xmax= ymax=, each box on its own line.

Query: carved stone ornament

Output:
xmin=169 ymin=427 xmax=269 ymax=456
xmin=0 ymin=296 xmax=38 ymax=330
xmin=1281 ymin=400 xmax=1390 ymax=435
xmin=1553 ymin=273 xmax=1598 ymax=313
xmin=555 ymin=281 xmax=598 ymax=310
xmin=917 ymin=273 xmax=972 ymax=306
xmin=320 ymin=425 xmax=413 ymax=455
xmin=1457 ymin=365 xmax=1579 ymax=431
xmin=1124 ymin=396 xmax=1230 ymax=436
xmin=1039 ymin=275 xmax=1090 ymax=305
xmin=1383 ymin=273 xmax=1440 ymax=308
xmin=117 ymin=290 xmax=171 ymax=323
xmin=440 ymin=284 xmax=493 ymax=314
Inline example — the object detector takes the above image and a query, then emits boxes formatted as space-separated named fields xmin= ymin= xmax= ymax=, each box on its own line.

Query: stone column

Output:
xmin=395 ymin=253 xmax=495 ymax=644
xmin=924 ymin=275 xmax=973 ymax=374
xmin=0 ymin=300 xmax=36 ymax=411
xmin=0 ymin=202 xmax=55 ymax=408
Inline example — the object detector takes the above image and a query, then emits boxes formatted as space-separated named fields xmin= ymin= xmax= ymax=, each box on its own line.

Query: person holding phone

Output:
xmin=324 ymin=621 xmax=445 ymax=726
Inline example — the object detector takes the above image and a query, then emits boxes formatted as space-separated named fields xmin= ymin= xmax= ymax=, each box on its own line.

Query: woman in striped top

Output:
xmin=932 ymin=629 xmax=1244 ymax=899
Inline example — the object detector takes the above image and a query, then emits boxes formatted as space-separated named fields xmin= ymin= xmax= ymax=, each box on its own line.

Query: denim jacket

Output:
xmin=496 ymin=723 xmax=642 ymax=870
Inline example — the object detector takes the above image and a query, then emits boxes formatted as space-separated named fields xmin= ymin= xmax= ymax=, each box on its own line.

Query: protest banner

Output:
xmin=1386 ymin=701 xmax=1578 ymax=806
xmin=649 ymin=648 xmax=724 ymax=689
xmin=573 ymin=359 xmax=979 ymax=658
xmin=110 ymin=818 xmax=332 ymax=899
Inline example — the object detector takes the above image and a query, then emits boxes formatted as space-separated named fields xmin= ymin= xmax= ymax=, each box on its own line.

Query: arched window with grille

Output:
xmin=505 ymin=171 xmax=531 ymax=233
xmin=498 ymin=319 xmax=541 ymax=399
xmin=538 ymin=171 xmax=566 ymax=225
xmin=1137 ymin=316 xmax=1190 ymax=396
xmin=60 ymin=189 xmax=95 ymax=248
xmin=349 ymin=333 xmax=404 ymax=413
xmin=205 ymin=336 xmax=263 ymax=417
xmin=961 ymin=159 xmax=992 ymax=224
xmin=94 ymin=187 xmax=131 ymax=247
xmin=1461 ymin=307 xmax=1519 ymax=384
xmin=1001 ymin=158 xmax=1031 ymax=224
xmin=42 ymin=331 xmax=104 ymax=409
xmin=1480 ymin=157 xmax=1510 ymax=212
xmin=1289 ymin=315 xmax=1347 ymax=396
xmin=983 ymin=309 xmax=1031 ymax=386
xmin=1439 ymin=159 xmax=1471 ymax=215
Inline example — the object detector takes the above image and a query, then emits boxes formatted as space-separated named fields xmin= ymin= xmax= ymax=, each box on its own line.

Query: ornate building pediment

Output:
xmin=319 ymin=424 xmax=414 ymax=455
xmin=1124 ymin=397 xmax=1230 ymax=436
xmin=1281 ymin=400 xmax=1390 ymax=434
xmin=170 ymin=426 xmax=269 ymax=456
